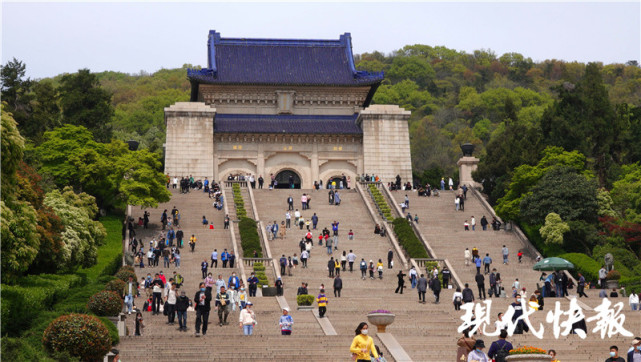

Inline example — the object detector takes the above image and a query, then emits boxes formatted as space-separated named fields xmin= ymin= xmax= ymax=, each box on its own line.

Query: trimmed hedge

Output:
xmin=104 ymin=278 xmax=126 ymax=295
xmin=239 ymin=217 xmax=263 ymax=258
xmin=558 ymin=253 xmax=600 ymax=283
xmin=368 ymin=184 xmax=393 ymax=221
xmin=297 ymin=294 xmax=314 ymax=306
xmin=252 ymin=262 xmax=269 ymax=287
xmin=232 ymin=183 xmax=248 ymax=218
xmin=42 ymin=313 xmax=112 ymax=362
xmin=114 ymin=268 xmax=137 ymax=283
xmin=392 ymin=218 xmax=429 ymax=258
xmin=87 ymin=290 xmax=123 ymax=317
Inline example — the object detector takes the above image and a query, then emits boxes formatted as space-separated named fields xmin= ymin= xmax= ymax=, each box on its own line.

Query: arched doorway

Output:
xmin=326 ymin=175 xmax=346 ymax=189
xmin=275 ymin=170 xmax=301 ymax=189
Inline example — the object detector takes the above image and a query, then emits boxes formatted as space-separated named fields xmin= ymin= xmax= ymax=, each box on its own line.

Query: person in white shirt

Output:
xmin=512 ymin=279 xmax=520 ymax=292
xmin=164 ymin=283 xmax=177 ymax=324
xmin=215 ymin=275 xmax=226 ymax=293
xmin=629 ymin=292 xmax=639 ymax=311
xmin=294 ymin=209 xmax=301 ymax=224
xmin=471 ymin=216 xmax=476 ymax=231
xmin=238 ymin=302 xmax=256 ymax=335
xmin=464 ymin=248 xmax=472 ymax=266
xmin=467 ymin=339 xmax=489 ymax=362
xmin=409 ymin=266 xmax=418 ymax=289
xmin=173 ymin=177 xmax=178 ymax=189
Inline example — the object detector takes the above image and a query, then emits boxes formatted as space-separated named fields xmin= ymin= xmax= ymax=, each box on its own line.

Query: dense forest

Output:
xmin=2 ymin=44 xmax=640 ymax=289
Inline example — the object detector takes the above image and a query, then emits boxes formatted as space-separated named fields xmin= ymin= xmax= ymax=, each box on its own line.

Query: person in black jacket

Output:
xmin=175 ymin=227 xmax=184 ymax=248
xmin=462 ymin=283 xmax=475 ymax=304
xmin=395 ymin=270 xmax=406 ymax=294
xmin=475 ymin=272 xmax=486 ymax=300
xmin=297 ymin=282 xmax=308 ymax=295
xmin=333 ymin=276 xmax=342 ymax=297
xmin=176 ymin=291 xmax=191 ymax=332
xmin=430 ymin=276 xmax=441 ymax=303
xmin=194 ymin=282 xmax=212 ymax=336
xmin=328 ymin=258 xmax=335 ymax=278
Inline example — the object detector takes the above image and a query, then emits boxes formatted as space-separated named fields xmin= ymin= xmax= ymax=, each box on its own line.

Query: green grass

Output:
xmin=0 ymin=214 xmax=125 ymax=361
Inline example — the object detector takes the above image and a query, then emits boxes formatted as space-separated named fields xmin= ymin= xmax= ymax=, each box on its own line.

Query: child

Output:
xmin=348 ymin=229 xmax=354 ymax=240
xmin=517 ymin=251 xmax=523 ymax=263
xmin=464 ymin=220 xmax=470 ymax=231
xmin=376 ymin=259 xmax=384 ymax=279
xmin=237 ymin=287 xmax=248 ymax=310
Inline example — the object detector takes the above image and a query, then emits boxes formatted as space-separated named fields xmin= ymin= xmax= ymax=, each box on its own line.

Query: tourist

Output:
xmin=204 ymin=273 xmax=215 ymax=293
xmin=417 ymin=274 xmax=428 ymax=304
xmin=135 ymin=311 xmax=144 ymax=336
xmin=517 ymin=251 xmax=523 ymax=263
xmin=548 ymin=349 xmax=559 ymax=362
xmin=467 ymin=340 xmax=489 ymax=362
xmin=189 ymin=234 xmax=196 ymax=252
xmin=465 ymin=248 xmax=471 ymax=267
xmin=456 ymin=328 xmax=476 ymax=361
xmin=317 ymin=289 xmax=328 ymax=318
xmin=275 ymin=277 xmax=283 ymax=296
xmin=165 ymin=283 xmax=177 ymax=324
xmin=395 ymin=270 xmax=406 ymax=294
xmin=577 ymin=272 xmax=588 ymax=298
xmin=455 ymin=196 xmax=460 ymax=211
xmin=175 ymin=291 xmax=190 ymax=332
xmin=605 ymin=345 xmax=625 ymax=362
xmin=462 ymin=283 xmax=474 ymax=304
xmin=210 ymin=249 xmax=218 ymax=268
xmin=610 ymin=288 xmax=619 ymax=298
xmin=350 ymin=322 xmax=381 ymax=362
xmin=174 ymin=249 xmax=181 ymax=268
xmin=216 ymin=286 xmax=231 ymax=326
xmin=194 ymin=282 xmax=212 ymax=337
xmin=333 ymin=275 xmax=342 ymax=297
xmin=215 ymin=274 xmax=226 ymax=293
xmin=201 ymin=259 xmax=208 ymax=279
xmin=511 ymin=295 xmax=529 ymax=334
xmin=630 ymin=291 xmax=639 ymax=310
xmin=228 ymin=272 xmax=240 ymax=290
xmin=152 ymin=274 xmax=164 ymax=315
xmin=387 ymin=249 xmax=394 ymax=269
xmin=376 ymin=259 xmax=384 ymax=279
xmin=471 ymin=216 xmax=476 ymax=231
xmin=347 ymin=250 xmax=356 ymax=272
xmin=487 ymin=330 xmax=513 ymax=361
xmin=409 ymin=266 xmax=418 ymax=288
xmin=238 ymin=301 xmax=256 ymax=335
xmin=221 ymin=249 xmax=229 ymax=268
xmin=279 ymin=307 xmax=294 ymax=335
xmin=300 ymin=250 xmax=309 ymax=268
xmin=368 ymin=260 xmax=375 ymax=279
xmin=430 ymin=275 xmax=441 ymax=303
xmin=247 ymin=272 xmax=258 ymax=297
xmin=482 ymin=253 xmax=492 ymax=274
xmin=464 ymin=220 xmax=470 ymax=231
xmin=348 ymin=229 xmax=354 ymax=240
xmin=328 ymin=257 xmax=335 ymax=277
xmin=453 ymin=287 xmax=463 ymax=310
xmin=627 ymin=338 xmax=641 ymax=361
xmin=334 ymin=258 xmax=341 ymax=277
xmin=475 ymin=257 xmax=482 ymax=275
xmin=123 ymin=276 xmax=136 ymax=315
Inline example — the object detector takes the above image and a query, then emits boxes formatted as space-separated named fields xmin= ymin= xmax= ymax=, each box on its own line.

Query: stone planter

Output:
xmin=606 ymin=280 xmax=619 ymax=289
xmin=296 ymin=305 xmax=314 ymax=311
xmin=261 ymin=286 xmax=277 ymax=297
xmin=505 ymin=354 xmax=553 ymax=362
xmin=367 ymin=313 xmax=395 ymax=333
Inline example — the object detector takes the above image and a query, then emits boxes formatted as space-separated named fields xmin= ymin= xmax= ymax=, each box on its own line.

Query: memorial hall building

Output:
xmin=164 ymin=31 xmax=412 ymax=188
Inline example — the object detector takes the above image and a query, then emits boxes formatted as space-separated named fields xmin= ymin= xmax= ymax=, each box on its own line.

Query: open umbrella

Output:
xmin=532 ymin=257 xmax=574 ymax=271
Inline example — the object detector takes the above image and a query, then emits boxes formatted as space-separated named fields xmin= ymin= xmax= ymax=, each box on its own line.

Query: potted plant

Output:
xmin=366 ymin=310 xmax=395 ymax=333
xmin=505 ymin=346 xmax=552 ymax=361
xmin=606 ymin=270 xmax=621 ymax=289
xmin=296 ymin=295 xmax=315 ymax=311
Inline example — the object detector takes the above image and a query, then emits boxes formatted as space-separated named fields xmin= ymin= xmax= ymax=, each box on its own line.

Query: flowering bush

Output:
xmin=606 ymin=270 xmax=621 ymax=280
xmin=114 ymin=268 xmax=137 ymax=283
xmin=87 ymin=290 xmax=123 ymax=316
xmin=509 ymin=346 xmax=547 ymax=355
xmin=42 ymin=313 xmax=112 ymax=361
xmin=368 ymin=310 xmax=392 ymax=314
xmin=104 ymin=279 xmax=126 ymax=296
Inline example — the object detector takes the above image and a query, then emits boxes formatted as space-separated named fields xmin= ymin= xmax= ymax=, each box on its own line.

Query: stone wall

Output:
xmin=164 ymin=102 xmax=215 ymax=179
xmin=359 ymin=105 xmax=413 ymax=184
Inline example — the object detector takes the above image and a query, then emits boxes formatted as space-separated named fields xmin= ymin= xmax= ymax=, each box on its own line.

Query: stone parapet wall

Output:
xmin=359 ymin=105 xmax=413 ymax=184
xmin=164 ymin=102 xmax=215 ymax=179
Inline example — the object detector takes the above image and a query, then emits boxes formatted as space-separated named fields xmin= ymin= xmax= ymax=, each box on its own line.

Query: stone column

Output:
xmin=457 ymin=156 xmax=481 ymax=189
xmin=164 ymin=102 xmax=216 ymax=179
xmin=257 ymin=143 xmax=265 ymax=179
xmin=311 ymin=143 xmax=319 ymax=186
xmin=358 ymin=105 xmax=412 ymax=184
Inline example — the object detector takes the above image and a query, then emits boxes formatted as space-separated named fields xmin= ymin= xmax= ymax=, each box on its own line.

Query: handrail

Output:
xmin=382 ymin=184 xmax=462 ymax=289
xmin=355 ymin=183 xmax=408 ymax=269
xmin=221 ymin=183 xmax=247 ymax=284
xmin=242 ymin=257 xmax=274 ymax=266
xmin=247 ymin=185 xmax=282 ymax=280
xmin=225 ymin=180 xmax=249 ymax=188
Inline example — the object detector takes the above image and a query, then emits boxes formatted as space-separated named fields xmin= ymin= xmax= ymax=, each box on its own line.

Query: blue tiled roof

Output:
xmin=188 ymin=31 xmax=384 ymax=87
xmin=214 ymin=114 xmax=362 ymax=135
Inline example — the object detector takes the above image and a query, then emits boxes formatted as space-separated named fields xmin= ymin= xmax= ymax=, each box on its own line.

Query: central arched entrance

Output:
xmin=275 ymin=170 xmax=301 ymax=189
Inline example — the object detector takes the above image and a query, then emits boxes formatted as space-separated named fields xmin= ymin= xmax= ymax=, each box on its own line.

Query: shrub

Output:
xmin=368 ymin=184 xmax=394 ymax=222
xmin=606 ymin=270 xmax=621 ymax=280
xmin=97 ymin=317 xmax=119 ymax=346
xmin=42 ymin=313 xmax=111 ymax=361
xmin=114 ymin=268 xmax=137 ymax=283
xmin=392 ymin=218 xmax=429 ymax=258
xmin=239 ymin=217 xmax=262 ymax=258
xmin=509 ymin=346 xmax=547 ymax=355
xmin=104 ymin=279 xmax=126 ymax=296
xmin=558 ymin=253 xmax=600 ymax=283
xmin=87 ymin=290 xmax=123 ymax=316
xmin=297 ymin=294 xmax=314 ymax=306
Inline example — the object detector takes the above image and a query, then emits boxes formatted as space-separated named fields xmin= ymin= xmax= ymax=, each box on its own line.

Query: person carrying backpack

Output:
xmin=487 ymin=330 xmax=513 ymax=362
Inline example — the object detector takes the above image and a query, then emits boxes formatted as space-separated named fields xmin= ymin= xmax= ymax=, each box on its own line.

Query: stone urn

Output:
xmin=367 ymin=312 xmax=395 ymax=333
xmin=606 ymin=279 xmax=619 ymax=289
xmin=505 ymin=354 xmax=553 ymax=362
xmin=460 ymin=143 xmax=475 ymax=156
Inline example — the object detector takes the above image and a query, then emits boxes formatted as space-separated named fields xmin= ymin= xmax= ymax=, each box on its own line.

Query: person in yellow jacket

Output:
xmin=189 ymin=235 xmax=196 ymax=252
xmin=316 ymin=289 xmax=328 ymax=318
xmin=350 ymin=322 xmax=381 ymax=362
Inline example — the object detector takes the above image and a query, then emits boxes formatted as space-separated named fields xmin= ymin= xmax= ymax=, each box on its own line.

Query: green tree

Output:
xmin=0 ymin=58 xmax=33 ymax=126
xmin=59 ymin=69 xmax=114 ymax=142
xmin=43 ymin=187 xmax=106 ymax=271
xmin=26 ymin=80 xmax=61 ymax=142
xmin=520 ymin=166 xmax=598 ymax=225
xmin=539 ymin=212 xmax=570 ymax=244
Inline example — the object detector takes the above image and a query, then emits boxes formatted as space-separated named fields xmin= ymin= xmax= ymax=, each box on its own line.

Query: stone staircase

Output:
xmin=114 ymin=186 xmax=641 ymax=361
